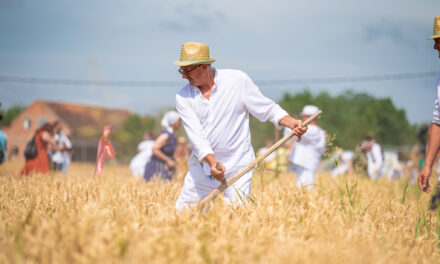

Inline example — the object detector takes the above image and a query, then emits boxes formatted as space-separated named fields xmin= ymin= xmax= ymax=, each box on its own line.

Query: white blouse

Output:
xmin=285 ymin=124 xmax=326 ymax=171
xmin=176 ymin=68 xmax=288 ymax=172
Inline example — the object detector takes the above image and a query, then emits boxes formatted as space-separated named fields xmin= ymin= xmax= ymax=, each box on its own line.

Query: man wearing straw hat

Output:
xmin=418 ymin=16 xmax=440 ymax=210
xmin=174 ymin=41 xmax=307 ymax=211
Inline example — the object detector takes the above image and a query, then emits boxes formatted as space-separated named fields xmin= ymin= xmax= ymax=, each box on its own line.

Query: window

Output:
xmin=22 ymin=118 xmax=31 ymax=130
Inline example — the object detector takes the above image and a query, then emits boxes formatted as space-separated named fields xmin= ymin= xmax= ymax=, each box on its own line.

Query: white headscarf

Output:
xmin=161 ymin=111 xmax=180 ymax=132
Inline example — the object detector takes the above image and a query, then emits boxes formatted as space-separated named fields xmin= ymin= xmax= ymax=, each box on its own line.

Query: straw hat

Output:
xmin=427 ymin=16 xmax=440 ymax=40
xmin=173 ymin=42 xmax=216 ymax=66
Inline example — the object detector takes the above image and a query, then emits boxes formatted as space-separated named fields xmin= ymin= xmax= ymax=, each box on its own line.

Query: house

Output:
xmin=3 ymin=100 xmax=131 ymax=162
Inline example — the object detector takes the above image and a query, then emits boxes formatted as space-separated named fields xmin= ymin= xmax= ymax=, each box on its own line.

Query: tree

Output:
xmin=249 ymin=90 xmax=416 ymax=151
xmin=112 ymin=114 xmax=157 ymax=162
xmin=0 ymin=104 xmax=25 ymax=126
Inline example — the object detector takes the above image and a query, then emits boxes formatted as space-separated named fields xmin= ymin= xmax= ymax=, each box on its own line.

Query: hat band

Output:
xmin=179 ymin=58 xmax=212 ymax=62
xmin=434 ymin=31 xmax=440 ymax=35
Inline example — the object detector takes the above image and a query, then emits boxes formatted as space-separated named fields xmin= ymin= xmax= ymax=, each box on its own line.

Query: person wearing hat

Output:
xmin=418 ymin=16 xmax=440 ymax=210
xmin=174 ymin=41 xmax=307 ymax=211
xmin=284 ymin=105 xmax=326 ymax=189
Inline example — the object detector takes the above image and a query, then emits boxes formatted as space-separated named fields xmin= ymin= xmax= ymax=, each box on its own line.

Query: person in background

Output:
xmin=129 ymin=131 xmax=155 ymax=178
xmin=0 ymin=115 xmax=7 ymax=165
xmin=364 ymin=135 xmax=383 ymax=180
xmin=144 ymin=111 xmax=181 ymax=181
xmin=8 ymin=146 xmax=19 ymax=161
xmin=352 ymin=141 xmax=369 ymax=176
xmin=50 ymin=121 xmax=72 ymax=175
xmin=268 ymin=145 xmax=290 ymax=173
xmin=383 ymin=151 xmax=402 ymax=181
xmin=174 ymin=136 xmax=189 ymax=168
xmin=21 ymin=123 xmax=54 ymax=176
xmin=331 ymin=149 xmax=354 ymax=177
xmin=257 ymin=139 xmax=276 ymax=169
xmin=95 ymin=125 xmax=115 ymax=176
xmin=284 ymin=105 xmax=326 ymax=189
xmin=418 ymin=16 xmax=440 ymax=210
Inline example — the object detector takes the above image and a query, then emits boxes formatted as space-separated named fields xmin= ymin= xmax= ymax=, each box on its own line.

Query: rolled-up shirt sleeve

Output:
xmin=433 ymin=75 xmax=440 ymax=125
xmin=434 ymin=98 xmax=440 ymax=125
xmin=433 ymin=94 xmax=440 ymax=125
xmin=176 ymin=91 xmax=214 ymax=161
xmin=243 ymin=73 xmax=288 ymax=129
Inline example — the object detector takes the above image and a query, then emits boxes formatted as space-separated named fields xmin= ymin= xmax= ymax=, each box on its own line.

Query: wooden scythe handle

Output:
xmin=198 ymin=110 xmax=323 ymax=208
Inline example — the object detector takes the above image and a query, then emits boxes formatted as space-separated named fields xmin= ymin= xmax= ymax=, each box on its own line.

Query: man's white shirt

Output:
xmin=176 ymin=68 xmax=288 ymax=174
xmin=433 ymin=73 xmax=440 ymax=125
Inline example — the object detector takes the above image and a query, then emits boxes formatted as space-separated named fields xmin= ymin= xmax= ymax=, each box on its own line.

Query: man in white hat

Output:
xmin=284 ymin=105 xmax=326 ymax=189
xmin=418 ymin=16 xmax=440 ymax=210
xmin=174 ymin=41 xmax=307 ymax=211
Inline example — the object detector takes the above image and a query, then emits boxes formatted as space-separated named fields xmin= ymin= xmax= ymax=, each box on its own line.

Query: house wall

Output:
xmin=70 ymin=138 xmax=99 ymax=162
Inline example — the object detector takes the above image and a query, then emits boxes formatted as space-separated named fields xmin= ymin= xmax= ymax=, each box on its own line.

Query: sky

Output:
xmin=0 ymin=0 xmax=439 ymax=124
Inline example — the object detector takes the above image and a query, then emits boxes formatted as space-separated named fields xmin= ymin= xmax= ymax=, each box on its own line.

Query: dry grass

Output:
xmin=0 ymin=161 xmax=439 ymax=264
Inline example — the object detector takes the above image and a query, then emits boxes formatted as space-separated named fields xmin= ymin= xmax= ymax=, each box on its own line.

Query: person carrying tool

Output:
xmin=418 ymin=16 xmax=440 ymax=210
xmin=174 ymin=41 xmax=307 ymax=211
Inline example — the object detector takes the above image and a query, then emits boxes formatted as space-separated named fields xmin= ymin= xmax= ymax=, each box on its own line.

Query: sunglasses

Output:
xmin=178 ymin=64 xmax=202 ymax=75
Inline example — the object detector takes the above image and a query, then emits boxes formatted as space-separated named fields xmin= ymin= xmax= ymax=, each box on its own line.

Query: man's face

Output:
xmin=434 ymin=38 xmax=440 ymax=58
xmin=179 ymin=64 xmax=203 ymax=86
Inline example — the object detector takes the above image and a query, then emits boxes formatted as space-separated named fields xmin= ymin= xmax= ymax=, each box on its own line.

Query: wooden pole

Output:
xmin=198 ymin=110 xmax=322 ymax=208
xmin=274 ymin=125 xmax=280 ymax=178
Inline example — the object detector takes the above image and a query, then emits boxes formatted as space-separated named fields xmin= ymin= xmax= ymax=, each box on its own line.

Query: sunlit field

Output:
xmin=1 ymin=161 xmax=439 ymax=263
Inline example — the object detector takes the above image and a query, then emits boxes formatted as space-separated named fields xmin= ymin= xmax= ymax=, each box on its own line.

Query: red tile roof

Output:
xmin=44 ymin=101 xmax=131 ymax=138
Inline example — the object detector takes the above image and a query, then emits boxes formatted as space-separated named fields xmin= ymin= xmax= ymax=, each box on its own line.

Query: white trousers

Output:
xmin=295 ymin=165 xmax=316 ymax=189
xmin=367 ymin=165 xmax=383 ymax=180
xmin=176 ymin=162 xmax=252 ymax=212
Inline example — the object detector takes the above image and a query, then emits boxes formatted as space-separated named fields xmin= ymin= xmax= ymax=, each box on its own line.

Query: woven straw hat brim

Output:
xmin=173 ymin=58 xmax=216 ymax=66
xmin=427 ymin=34 xmax=440 ymax=40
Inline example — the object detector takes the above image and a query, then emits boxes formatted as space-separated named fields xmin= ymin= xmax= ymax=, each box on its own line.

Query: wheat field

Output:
xmin=0 ymin=161 xmax=439 ymax=264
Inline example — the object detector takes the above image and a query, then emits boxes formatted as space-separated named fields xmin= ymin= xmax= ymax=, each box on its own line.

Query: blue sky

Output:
xmin=0 ymin=0 xmax=439 ymax=124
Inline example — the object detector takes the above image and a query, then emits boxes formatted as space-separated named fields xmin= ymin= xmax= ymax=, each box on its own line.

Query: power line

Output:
xmin=0 ymin=71 xmax=437 ymax=87
xmin=0 ymin=76 xmax=180 ymax=87
xmin=256 ymin=71 xmax=438 ymax=86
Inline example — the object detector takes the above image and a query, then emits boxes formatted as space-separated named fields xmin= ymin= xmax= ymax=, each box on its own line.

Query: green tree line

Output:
xmin=0 ymin=105 xmax=26 ymax=126
xmin=250 ymin=90 xmax=417 ymax=151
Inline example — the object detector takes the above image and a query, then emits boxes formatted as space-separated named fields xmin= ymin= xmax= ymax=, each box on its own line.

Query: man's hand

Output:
xmin=210 ymin=162 xmax=225 ymax=181
xmin=280 ymin=116 xmax=308 ymax=142
xmin=204 ymin=154 xmax=225 ymax=181
xmin=291 ymin=119 xmax=308 ymax=142
xmin=418 ymin=166 xmax=432 ymax=192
